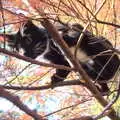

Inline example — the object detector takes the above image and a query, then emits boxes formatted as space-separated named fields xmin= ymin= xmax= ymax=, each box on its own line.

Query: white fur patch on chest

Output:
xmin=69 ymin=46 xmax=92 ymax=63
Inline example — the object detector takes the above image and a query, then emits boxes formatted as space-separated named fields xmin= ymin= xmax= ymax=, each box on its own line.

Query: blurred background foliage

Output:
xmin=0 ymin=0 xmax=119 ymax=120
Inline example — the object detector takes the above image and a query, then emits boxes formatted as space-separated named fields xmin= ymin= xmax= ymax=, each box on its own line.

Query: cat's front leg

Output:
xmin=51 ymin=61 xmax=70 ymax=84
xmin=44 ymin=50 xmax=70 ymax=85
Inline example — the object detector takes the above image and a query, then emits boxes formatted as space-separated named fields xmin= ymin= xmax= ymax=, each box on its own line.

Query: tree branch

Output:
xmin=0 ymin=87 xmax=47 ymax=120
xmin=0 ymin=79 xmax=86 ymax=91
xmin=0 ymin=47 xmax=74 ymax=71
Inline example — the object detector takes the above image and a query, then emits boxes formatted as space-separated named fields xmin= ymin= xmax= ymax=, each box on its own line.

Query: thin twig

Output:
xmin=4 ymin=64 xmax=32 ymax=86
xmin=0 ymin=79 xmax=86 ymax=91
xmin=95 ymin=18 xmax=120 ymax=28
xmin=45 ymin=97 xmax=91 ymax=117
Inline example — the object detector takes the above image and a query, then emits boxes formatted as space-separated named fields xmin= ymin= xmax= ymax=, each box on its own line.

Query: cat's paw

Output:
xmin=51 ymin=75 xmax=64 ymax=88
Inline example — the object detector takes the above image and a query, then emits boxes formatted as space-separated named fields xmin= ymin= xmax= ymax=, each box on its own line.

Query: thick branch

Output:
xmin=0 ymin=47 xmax=74 ymax=71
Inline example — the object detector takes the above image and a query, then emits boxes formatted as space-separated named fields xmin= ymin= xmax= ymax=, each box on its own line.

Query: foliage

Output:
xmin=0 ymin=0 xmax=119 ymax=120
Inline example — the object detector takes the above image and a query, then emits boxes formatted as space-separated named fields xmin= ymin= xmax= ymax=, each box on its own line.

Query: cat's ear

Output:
xmin=24 ymin=20 xmax=34 ymax=28
xmin=54 ymin=20 xmax=69 ymax=32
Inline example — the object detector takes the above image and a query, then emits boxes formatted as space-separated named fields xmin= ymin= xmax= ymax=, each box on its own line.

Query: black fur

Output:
xmin=3 ymin=20 xmax=120 ymax=93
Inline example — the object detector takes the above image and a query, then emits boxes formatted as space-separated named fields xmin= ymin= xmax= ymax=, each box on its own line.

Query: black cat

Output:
xmin=2 ymin=20 xmax=120 ymax=93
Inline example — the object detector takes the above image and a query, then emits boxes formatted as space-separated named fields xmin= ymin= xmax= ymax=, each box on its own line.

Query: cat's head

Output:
xmin=4 ymin=20 xmax=48 ymax=59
